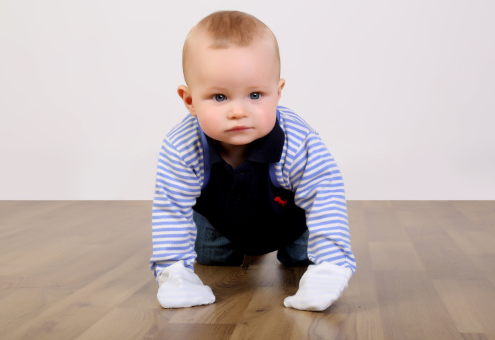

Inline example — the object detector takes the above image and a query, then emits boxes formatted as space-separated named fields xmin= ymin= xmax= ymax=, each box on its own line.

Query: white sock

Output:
xmin=284 ymin=262 xmax=352 ymax=311
xmin=157 ymin=261 xmax=215 ymax=309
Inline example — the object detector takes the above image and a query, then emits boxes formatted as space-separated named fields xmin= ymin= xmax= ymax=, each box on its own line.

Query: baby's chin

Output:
xmin=217 ymin=137 xmax=259 ymax=148
xmin=218 ymin=140 xmax=253 ymax=147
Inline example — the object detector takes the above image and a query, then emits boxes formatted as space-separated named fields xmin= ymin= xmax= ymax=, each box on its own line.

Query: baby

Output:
xmin=150 ymin=10 xmax=356 ymax=311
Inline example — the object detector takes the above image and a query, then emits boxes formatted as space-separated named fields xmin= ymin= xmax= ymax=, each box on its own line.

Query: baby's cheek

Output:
xmin=262 ymin=111 xmax=277 ymax=133
xmin=198 ymin=115 xmax=219 ymax=137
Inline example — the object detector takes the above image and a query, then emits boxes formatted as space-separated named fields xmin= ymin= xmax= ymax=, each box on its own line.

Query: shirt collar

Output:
xmin=203 ymin=113 xmax=285 ymax=165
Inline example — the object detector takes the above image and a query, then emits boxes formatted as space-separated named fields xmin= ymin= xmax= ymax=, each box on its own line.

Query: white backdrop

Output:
xmin=1 ymin=0 xmax=494 ymax=200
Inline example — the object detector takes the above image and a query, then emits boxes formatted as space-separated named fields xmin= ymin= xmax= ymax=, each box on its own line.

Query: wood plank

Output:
xmin=447 ymin=231 xmax=495 ymax=255
xmin=75 ymin=308 xmax=177 ymax=340
xmin=0 ymin=287 xmax=73 ymax=338
xmin=433 ymin=280 xmax=495 ymax=336
xmin=3 ymin=247 xmax=151 ymax=340
xmin=375 ymin=271 xmax=463 ymax=340
xmin=342 ymin=201 xmax=386 ymax=339
xmin=0 ymin=201 xmax=152 ymax=289
xmin=424 ymin=201 xmax=480 ymax=232
xmin=362 ymin=202 xmax=410 ymax=242
xmin=460 ymin=333 xmax=490 ymax=340
xmin=402 ymin=222 xmax=485 ymax=280
xmin=168 ymin=265 xmax=256 ymax=325
xmin=230 ymin=287 xmax=324 ymax=339
xmin=156 ymin=323 xmax=235 ymax=340
xmin=369 ymin=242 xmax=425 ymax=272
xmin=452 ymin=201 xmax=495 ymax=233
xmin=0 ymin=201 xmax=74 ymax=238
xmin=334 ymin=266 xmax=386 ymax=339
xmin=467 ymin=254 xmax=495 ymax=288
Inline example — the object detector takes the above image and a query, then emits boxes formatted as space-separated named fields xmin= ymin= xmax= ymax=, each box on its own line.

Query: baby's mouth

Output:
xmin=227 ymin=126 xmax=251 ymax=132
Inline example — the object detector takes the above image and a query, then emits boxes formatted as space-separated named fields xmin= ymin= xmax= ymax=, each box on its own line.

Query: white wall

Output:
xmin=1 ymin=0 xmax=494 ymax=200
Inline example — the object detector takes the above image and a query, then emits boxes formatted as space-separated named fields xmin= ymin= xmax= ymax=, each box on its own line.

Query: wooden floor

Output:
xmin=1 ymin=201 xmax=495 ymax=339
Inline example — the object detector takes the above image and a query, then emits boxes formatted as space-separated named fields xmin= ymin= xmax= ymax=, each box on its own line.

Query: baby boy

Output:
xmin=150 ymin=10 xmax=356 ymax=311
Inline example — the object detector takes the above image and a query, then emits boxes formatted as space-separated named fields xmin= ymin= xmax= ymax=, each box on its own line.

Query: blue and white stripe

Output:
xmin=150 ymin=106 xmax=356 ymax=279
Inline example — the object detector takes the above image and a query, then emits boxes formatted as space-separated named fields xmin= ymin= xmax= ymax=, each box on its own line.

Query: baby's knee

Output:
xmin=277 ymin=251 xmax=312 ymax=267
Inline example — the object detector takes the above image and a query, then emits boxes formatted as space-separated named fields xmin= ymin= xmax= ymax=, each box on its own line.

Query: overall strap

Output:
xmin=198 ymin=123 xmax=211 ymax=189
xmin=270 ymin=109 xmax=283 ymax=189
xmin=269 ymin=163 xmax=281 ymax=188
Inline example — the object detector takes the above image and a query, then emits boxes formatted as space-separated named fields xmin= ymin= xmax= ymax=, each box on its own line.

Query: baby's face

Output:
xmin=183 ymin=33 xmax=284 ymax=147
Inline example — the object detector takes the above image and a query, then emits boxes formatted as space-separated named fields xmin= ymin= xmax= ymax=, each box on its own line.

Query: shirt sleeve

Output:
xmin=149 ymin=137 xmax=202 ymax=280
xmin=288 ymin=133 xmax=356 ymax=273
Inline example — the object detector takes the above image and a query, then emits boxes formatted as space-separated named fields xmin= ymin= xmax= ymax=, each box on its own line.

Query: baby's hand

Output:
xmin=284 ymin=262 xmax=352 ymax=311
xmin=157 ymin=261 xmax=215 ymax=308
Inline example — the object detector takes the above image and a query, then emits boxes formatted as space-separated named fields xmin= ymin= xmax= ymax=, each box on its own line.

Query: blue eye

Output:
xmin=249 ymin=92 xmax=261 ymax=100
xmin=213 ymin=94 xmax=226 ymax=102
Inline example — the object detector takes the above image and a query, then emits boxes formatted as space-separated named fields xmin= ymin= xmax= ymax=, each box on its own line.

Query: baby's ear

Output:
xmin=177 ymin=85 xmax=196 ymax=116
xmin=277 ymin=78 xmax=285 ymax=100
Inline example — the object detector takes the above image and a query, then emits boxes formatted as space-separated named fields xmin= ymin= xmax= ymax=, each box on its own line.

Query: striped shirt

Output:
xmin=150 ymin=106 xmax=356 ymax=279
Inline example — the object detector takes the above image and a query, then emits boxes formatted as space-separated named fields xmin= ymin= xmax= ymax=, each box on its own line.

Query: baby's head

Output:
xmin=182 ymin=11 xmax=281 ymax=84
xmin=178 ymin=11 xmax=285 ymax=147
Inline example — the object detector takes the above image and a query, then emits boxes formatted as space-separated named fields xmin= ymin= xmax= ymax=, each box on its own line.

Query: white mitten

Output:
xmin=284 ymin=262 xmax=352 ymax=311
xmin=157 ymin=261 xmax=215 ymax=308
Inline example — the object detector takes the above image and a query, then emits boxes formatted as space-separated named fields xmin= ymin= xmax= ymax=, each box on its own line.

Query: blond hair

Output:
xmin=182 ymin=11 xmax=280 ymax=82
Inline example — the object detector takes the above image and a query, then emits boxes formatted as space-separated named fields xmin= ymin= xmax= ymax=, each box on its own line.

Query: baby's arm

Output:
xmin=150 ymin=135 xmax=215 ymax=308
xmin=282 ymin=130 xmax=356 ymax=311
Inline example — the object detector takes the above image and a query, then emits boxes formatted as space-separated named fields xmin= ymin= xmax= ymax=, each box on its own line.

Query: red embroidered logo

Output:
xmin=274 ymin=196 xmax=287 ymax=207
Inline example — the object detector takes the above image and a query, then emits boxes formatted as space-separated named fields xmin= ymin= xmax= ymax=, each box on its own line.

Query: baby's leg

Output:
xmin=277 ymin=230 xmax=313 ymax=267
xmin=193 ymin=211 xmax=244 ymax=266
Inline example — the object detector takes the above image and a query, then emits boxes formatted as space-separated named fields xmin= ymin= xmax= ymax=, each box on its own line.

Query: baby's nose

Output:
xmin=228 ymin=102 xmax=247 ymax=119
